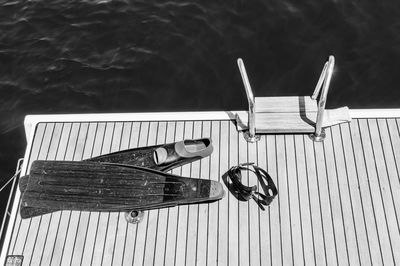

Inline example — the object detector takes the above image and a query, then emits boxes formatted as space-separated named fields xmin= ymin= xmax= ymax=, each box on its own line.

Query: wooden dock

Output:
xmin=1 ymin=111 xmax=400 ymax=265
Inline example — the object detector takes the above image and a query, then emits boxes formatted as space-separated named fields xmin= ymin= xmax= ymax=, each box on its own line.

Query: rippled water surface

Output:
xmin=1 ymin=0 xmax=400 ymax=201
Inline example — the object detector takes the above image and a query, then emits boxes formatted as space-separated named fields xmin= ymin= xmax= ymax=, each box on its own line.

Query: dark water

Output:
xmin=1 ymin=0 xmax=400 ymax=207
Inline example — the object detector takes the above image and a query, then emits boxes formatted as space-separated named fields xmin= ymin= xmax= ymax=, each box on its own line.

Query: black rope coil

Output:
xmin=226 ymin=163 xmax=278 ymax=210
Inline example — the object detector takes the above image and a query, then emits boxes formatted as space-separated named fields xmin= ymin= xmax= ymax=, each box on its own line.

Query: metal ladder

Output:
xmin=237 ymin=55 xmax=336 ymax=142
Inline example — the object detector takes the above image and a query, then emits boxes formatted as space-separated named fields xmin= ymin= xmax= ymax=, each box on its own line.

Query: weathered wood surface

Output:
xmin=235 ymin=96 xmax=318 ymax=133
xmin=236 ymin=109 xmax=351 ymax=133
xmin=5 ymin=118 xmax=400 ymax=266
xmin=255 ymin=96 xmax=318 ymax=113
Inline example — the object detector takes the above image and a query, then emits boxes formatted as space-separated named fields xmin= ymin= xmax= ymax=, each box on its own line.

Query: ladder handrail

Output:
xmin=313 ymin=55 xmax=335 ymax=138
xmin=311 ymin=61 xmax=328 ymax=100
xmin=237 ymin=58 xmax=256 ymax=140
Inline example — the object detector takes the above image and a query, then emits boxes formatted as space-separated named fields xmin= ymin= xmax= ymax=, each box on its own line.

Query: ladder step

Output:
xmin=235 ymin=107 xmax=351 ymax=134
xmin=237 ymin=112 xmax=317 ymax=133
xmin=255 ymin=96 xmax=318 ymax=113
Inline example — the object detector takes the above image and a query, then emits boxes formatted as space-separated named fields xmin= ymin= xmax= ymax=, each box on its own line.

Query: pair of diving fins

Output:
xmin=19 ymin=138 xmax=225 ymax=219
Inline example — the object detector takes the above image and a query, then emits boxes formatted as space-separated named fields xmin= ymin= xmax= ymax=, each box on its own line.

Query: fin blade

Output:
xmin=20 ymin=205 xmax=56 ymax=219
xmin=19 ymin=175 xmax=29 ymax=192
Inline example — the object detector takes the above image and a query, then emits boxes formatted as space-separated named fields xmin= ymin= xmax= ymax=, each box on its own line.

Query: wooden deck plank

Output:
xmin=69 ymin=122 xmax=100 ymax=265
xmin=376 ymin=119 xmax=400 ymax=233
xmin=29 ymin=124 xmax=69 ymax=264
xmin=322 ymin=128 xmax=349 ymax=266
xmin=217 ymin=120 xmax=229 ymax=266
xmin=384 ymin=119 xmax=400 ymax=226
xmin=303 ymin=133 xmax=327 ymax=266
xmin=184 ymin=121 xmax=202 ymax=266
xmin=257 ymin=135 xmax=272 ymax=266
xmin=30 ymin=123 xmax=66 ymax=266
xmin=45 ymin=123 xmax=64 ymax=160
xmin=107 ymin=122 xmax=133 ymax=266
xmin=23 ymin=123 xmax=56 ymax=266
xmin=174 ymin=121 xmax=193 ymax=266
xmin=8 ymin=123 xmax=46 ymax=256
xmin=109 ymin=210 xmax=125 ymax=266
xmin=54 ymin=123 xmax=73 ymax=161
xmin=367 ymin=119 xmax=400 ymax=264
xmin=72 ymin=123 xmax=89 ymax=160
xmin=143 ymin=122 xmax=166 ymax=266
xmin=228 ymin=121 xmax=239 ymax=266
xmin=238 ymin=112 xmax=316 ymax=133
xmin=238 ymin=124 xmax=250 ymax=266
xmin=100 ymin=122 xmax=125 ymax=266
xmin=294 ymin=134 xmax=315 ymax=265
xmin=120 ymin=122 xmax=141 ymax=266
xmin=58 ymin=123 xmax=89 ymax=266
xmin=133 ymin=121 xmax=158 ymax=266
xmin=27 ymin=123 xmax=68 ymax=265
xmin=285 ymin=135 xmax=304 ymax=264
xmin=207 ymin=121 xmax=221 ymax=266
xmin=387 ymin=119 xmax=400 ymax=167
xmin=152 ymin=121 xmax=174 ymax=266
xmin=330 ymin=125 xmax=362 ymax=266
xmin=129 ymin=122 xmax=151 ymax=266
xmin=196 ymin=121 xmax=211 ymax=266
xmin=10 ymin=124 xmax=43 ymax=266
xmin=110 ymin=122 xmax=124 ymax=152
xmin=25 ymin=122 xmax=47 ymax=171
xmin=89 ymin=122 xmax=115 ymax=266
xmin=163 ymin=121 xmax=183 ymax=265
xmin=5 ymin=116 xmax=400 ymax=266
xmin=60 ymin=124 xmax=87 ymax=265
xmin=35 ymin=123 xmax=73 ymax=265
xmin=80 ymin=123 xmax=99 ymax=160
xmin=313 ymin=138 xmax=340 ymax=266
xmin=350 ymin=120 xmax=384 ymax=264
xmin=46 ymin=123 xmax=88 ymax=266
xmin=266 ymin=134 xmax=282 ymax=266
xmin=79 ymin=122 xmax=107 ymax=265
xmin=358 ymin=119 xmax=396 ymax=265
xmin=247 ymin=138 xmax=261 ymax=266
xmin=46 ymin=123 xmax=81 ymax=266
xmin=255 ymin=96 xmax=318 ymax=113
xmin=342 ymin=121 xmax=377 ymax=265
xmin=276 ymin=135 xmax=294 ymax=265
xmin=36 ymin=123 xmax=55 ymax=161
xmin=89 ymin=122 xmax=116 ymax=266
xmin=387 ymin=119 xmax=400 ymax=180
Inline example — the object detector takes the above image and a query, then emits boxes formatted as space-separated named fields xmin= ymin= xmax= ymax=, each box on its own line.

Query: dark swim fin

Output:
xmin=20 ymin=160 xmax=224 ymax=219
xmin=19 ymin=138 xmax=213 ymax=218
xmin=87 ymin=138 xmax=213 ymax=171
xmin=19 ymin=138 xmax=213 ymax=193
